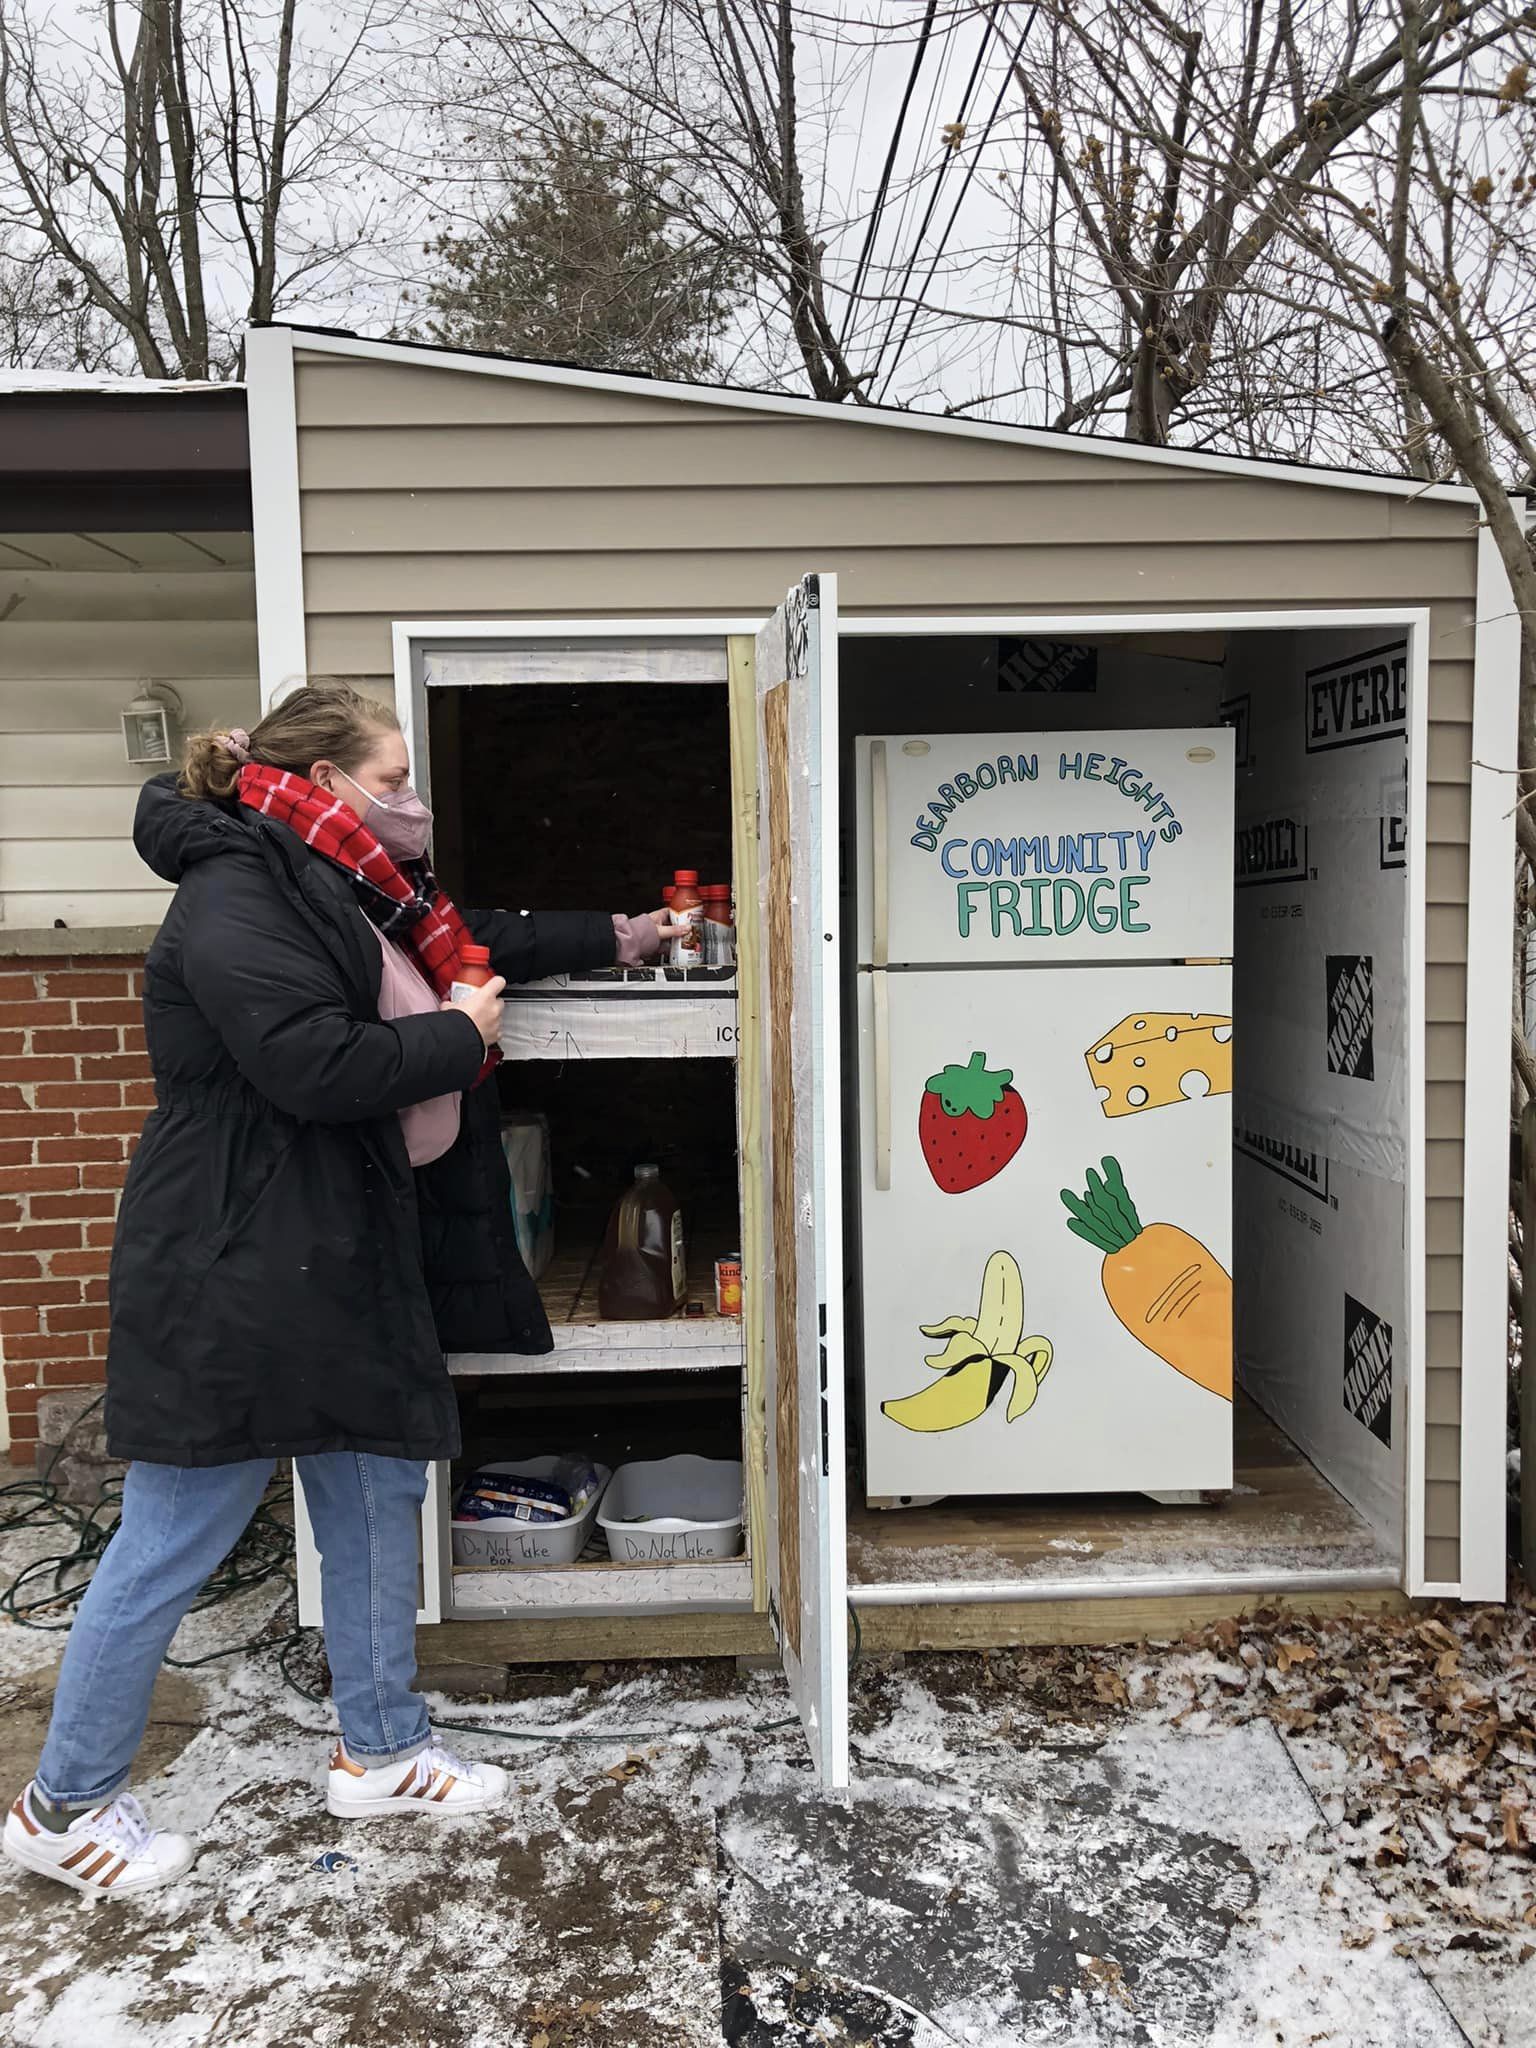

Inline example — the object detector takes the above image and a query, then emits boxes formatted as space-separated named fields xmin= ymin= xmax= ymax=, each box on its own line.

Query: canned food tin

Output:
xmin=715 ymin=1255 xmax=743 ymax=1317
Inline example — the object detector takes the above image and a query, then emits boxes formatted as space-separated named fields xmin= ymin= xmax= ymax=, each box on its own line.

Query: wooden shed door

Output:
xmin=755 ymin=574 xmax=849 ymax=1788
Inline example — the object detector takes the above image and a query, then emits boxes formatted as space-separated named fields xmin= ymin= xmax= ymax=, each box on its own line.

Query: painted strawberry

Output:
xmin=918 ymin=1052 xmax=1028 ymax=1194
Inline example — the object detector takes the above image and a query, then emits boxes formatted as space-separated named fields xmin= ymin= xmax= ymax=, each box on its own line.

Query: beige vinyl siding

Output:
xmin=0 ymin=533 xmax=258 ymax=928
xmin=290 ymin=348 xmax=1484 ymax=1585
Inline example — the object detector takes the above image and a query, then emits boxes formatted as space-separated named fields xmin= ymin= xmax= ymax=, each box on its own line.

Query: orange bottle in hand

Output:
xmin=450 ymin=942 xmax=495 ymax=1004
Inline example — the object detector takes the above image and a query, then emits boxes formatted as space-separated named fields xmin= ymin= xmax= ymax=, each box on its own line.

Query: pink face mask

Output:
xmin=335 ymin=767 xmax=434 ymax=863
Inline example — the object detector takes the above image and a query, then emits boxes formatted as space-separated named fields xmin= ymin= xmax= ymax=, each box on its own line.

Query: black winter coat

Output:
xmin=106 ymin=777 xmax=614 ymax=1467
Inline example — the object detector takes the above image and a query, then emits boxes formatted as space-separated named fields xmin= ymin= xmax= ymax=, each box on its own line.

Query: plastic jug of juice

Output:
xmin=449 ymin=942 xmax=494 ymax=1004
xmin=598 ymin=1165 xmax=686 ymax=1319
xmin=668 ymin=871 xmax=705 ymax=968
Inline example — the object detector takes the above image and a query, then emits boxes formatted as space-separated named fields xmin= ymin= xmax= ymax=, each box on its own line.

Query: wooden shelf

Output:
xmin=445 ymin=1234 xmax=744 ymax=1378
xmin=846 ymin=1393 xmax=1399 ymax=1598
xmin=449 ymin=1556 xmax=752 ymax=1617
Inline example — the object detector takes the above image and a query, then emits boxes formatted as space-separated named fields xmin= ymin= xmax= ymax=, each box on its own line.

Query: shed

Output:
xmin=244 ymin=324 xmax=1518 ymax=1784
xmin=2 ymin=332 xmax=1516 ymax=1790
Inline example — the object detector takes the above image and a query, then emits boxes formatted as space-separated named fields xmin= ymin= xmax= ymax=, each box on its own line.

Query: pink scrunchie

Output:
xmin=219 ymin=729 xmax=252 ymax=764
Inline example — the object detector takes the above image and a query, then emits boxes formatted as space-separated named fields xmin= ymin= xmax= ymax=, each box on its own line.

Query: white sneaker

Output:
xmin=3 ymin=1784 xmax=195 ymax=1899
xmin=325 ymin=1739 xmax=507 ymax=1820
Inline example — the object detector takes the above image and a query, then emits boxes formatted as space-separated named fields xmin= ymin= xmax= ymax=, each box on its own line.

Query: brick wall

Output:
xmin=0 ymin=954 xmax=151 ymax=1461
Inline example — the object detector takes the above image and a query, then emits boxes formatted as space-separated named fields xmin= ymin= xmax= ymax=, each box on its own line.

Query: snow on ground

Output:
xmin=1 ymin=1487 xmax=1534 ymax=2046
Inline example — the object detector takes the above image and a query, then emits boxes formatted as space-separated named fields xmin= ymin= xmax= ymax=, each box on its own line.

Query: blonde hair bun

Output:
xmin=179 ymin=678 xmax=400 ymax=801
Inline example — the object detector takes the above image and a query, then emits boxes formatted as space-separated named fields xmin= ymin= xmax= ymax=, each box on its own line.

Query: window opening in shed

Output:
xmin=425 ymin=661 xmax=750 ymax=1622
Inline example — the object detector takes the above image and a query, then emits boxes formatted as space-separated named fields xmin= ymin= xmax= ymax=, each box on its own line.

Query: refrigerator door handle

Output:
xmin=870 ymin=739 xmax=889 ymax=968
xmin=872 ymin=970 xmax=892 ymax=1191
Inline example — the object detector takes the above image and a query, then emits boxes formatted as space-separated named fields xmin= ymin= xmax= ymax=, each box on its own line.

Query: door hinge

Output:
xmin=819 ymin=1303 xmax=830 ymax=1479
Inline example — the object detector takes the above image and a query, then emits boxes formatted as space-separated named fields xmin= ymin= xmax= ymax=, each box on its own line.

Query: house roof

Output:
xmin=0 ymin=371 xmax=233 ymax=395
xmin=263 ymin=320 xmax=1482 ymax=507
xmin=0 ymin=377 xmax=250 ymax=530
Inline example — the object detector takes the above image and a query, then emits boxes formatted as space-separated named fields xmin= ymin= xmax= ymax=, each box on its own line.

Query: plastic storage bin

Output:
xmin=450 ymin=1456 xmax=611 ymax=1569
xmin=596 ymin=1455 xmax=744 ymax=1563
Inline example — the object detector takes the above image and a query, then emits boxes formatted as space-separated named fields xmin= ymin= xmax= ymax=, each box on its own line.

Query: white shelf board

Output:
xmin=513 ymin=967 xmax=738 ymax=995
xmin=500 ymin=967 xmax=739 ymax=1061
xmin=446 ymin=1327 xmax=744 ymax=1376
xmin=448 ymin=1556 xmax=752 ymax=1617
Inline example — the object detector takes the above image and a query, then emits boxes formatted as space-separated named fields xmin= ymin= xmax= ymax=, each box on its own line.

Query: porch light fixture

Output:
xmin=120 ymin=682 xmax=184 ymax=766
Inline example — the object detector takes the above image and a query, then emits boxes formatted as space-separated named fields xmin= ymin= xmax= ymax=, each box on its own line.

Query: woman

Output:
xmin=4 ymin=680 xmax=675 ymax=1898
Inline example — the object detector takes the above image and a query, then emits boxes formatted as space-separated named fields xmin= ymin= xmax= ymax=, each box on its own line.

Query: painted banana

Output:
xmin=882 ymin=1251 xmax=1054 ymax=1433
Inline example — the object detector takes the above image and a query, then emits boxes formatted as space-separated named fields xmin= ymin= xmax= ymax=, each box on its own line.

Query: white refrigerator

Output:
xmin=855 ymin=727 xmax=1236 ymax=1502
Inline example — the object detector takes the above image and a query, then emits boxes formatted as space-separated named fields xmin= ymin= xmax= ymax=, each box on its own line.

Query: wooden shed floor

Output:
xmin=847 ymin=1391 xmax=1398 ymax=1594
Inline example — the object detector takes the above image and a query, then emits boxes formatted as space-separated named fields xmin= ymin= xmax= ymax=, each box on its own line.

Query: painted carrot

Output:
xmin=1060 ymin=1156 xmax=1232 ymax=1401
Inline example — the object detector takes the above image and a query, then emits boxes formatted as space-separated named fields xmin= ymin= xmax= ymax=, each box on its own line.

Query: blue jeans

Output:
xmin=35 ymin=1453 xmax=431 ymax=1809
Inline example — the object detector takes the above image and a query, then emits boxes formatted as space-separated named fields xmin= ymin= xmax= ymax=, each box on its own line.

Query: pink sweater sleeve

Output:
xmin=611 ymin=912 xmax=663 ymax=967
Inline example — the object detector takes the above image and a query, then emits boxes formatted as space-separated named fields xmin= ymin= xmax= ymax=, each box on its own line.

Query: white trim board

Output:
xmin=394 ymin=601 xmax=1474 ymax=1598
xmin=1459 ymin=526 xmax=1521 ymax=1601
xmin=1405 ymin=613 xmax=1433 ymax=1597
xmin=849 ymin=1566 xmax=1404 ymax=1607
xmin=272 ymin=324 xmax=1480 ymax=506
xmin=245 ymin=326 xmax=308 ymax=711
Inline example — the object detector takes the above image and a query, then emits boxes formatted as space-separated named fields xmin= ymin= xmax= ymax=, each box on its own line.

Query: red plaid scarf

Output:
xmin=237 ymin=763 xmax=497 ymax=1080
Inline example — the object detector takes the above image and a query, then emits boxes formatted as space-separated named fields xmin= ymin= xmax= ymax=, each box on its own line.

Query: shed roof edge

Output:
xmin=265 ymin=321 xmax=1484 ymax=507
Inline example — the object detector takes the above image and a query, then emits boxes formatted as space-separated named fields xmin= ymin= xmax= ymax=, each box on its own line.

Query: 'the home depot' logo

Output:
xmin=997 ymin=637 xmax=1098 ymax=693
xmin=1306 ymin=641 xmax=1408 ymax=752
xmin=1343 ymin=1294 xmax=1393 ymax=1447
xmin=1326 ymin=954 xmax=1374 ymax=1079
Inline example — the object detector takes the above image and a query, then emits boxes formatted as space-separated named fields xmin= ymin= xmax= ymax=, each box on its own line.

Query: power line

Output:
xmin=835 ymin=1 xmax=941 ymax=360
xmin=868 ymin=11 xmax=962 ymax=346
xmin=861 ymin=2 xmax=1005 ymax=394
xmin=874 ymin=1 xmax=1039 ymax=406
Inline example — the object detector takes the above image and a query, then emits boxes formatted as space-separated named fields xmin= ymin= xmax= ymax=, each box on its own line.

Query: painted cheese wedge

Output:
xmin=1085 ymin=1013 xmax=1233 ymax=1117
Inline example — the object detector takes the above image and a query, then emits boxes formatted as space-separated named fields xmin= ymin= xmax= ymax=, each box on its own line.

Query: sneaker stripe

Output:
xmin=430 ymin=1774 xmax=456 ymax=1803
xmin=80 ymin=1848 xmax=117 ymax=1880
xmin=99 ymin=1857 xmax=129 ymax=1888
xmin=11 ymin=1795 xmax=39 ymax=1837
xmin=60 ymin=1841 xmax=100 ymax=1870
xmin=391 ymin=1766 xmax=420 ymax=1799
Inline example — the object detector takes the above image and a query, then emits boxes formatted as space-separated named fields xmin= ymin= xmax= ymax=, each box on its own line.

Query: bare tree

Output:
xmin=0 ymin=240 xmax=116 ymax=369
xmin=0 ymin=0 xmax=407 ymax=376
xmin=908 ymin=0 xmax=1526 ymax=453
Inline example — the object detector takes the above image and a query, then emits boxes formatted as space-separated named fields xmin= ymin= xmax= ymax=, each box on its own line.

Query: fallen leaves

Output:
xmin=602 ymin=1750 xmax=649 ymax=1784
xmin=1040 ymin=1578 xmax=1536 ymax=1970
xmin=526 ymin=1996 xmax=605 ymax=2048
xmin=1078 ymin=1954 xmax=1133 ymax=2006
xmin=1275 ymin=1640 xmax=1319 ymax=1674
